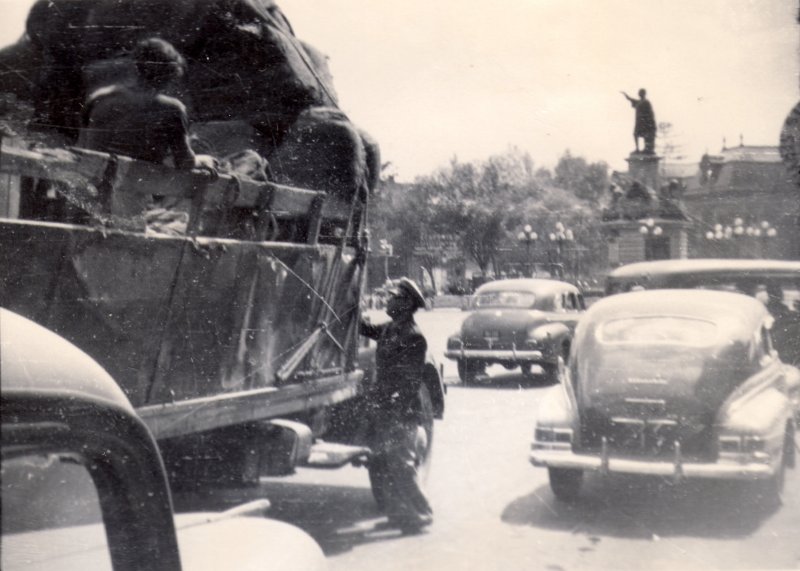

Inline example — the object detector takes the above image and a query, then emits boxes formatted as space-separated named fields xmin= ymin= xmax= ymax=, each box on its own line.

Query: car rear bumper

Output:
xmin=444 ymin=348 xmax=544 ymax=362
xmin=530 ymin=446 xmax=775 ymax=480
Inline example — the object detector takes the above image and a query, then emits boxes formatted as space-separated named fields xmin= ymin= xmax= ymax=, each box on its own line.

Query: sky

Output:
xmin=1 ymin=0 xmax=798 ymax=180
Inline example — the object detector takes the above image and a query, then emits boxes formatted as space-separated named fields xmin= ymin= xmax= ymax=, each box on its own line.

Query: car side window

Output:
xmin=1 ymin=451 xmax=112 ymax=571
xmin=568 ymin=293 xmax=579 ymax=311
xmin=577 ymin=294 xmax=586 ymax=310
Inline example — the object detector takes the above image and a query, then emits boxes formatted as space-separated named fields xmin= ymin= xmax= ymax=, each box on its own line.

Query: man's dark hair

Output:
xmin=133 ymin=37 xmax=186 ymax=89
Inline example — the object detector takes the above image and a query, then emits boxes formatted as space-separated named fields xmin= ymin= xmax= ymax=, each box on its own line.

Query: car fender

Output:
xmin=176 ymin=513 xmax=326 ymax=571
xmin=535 ymin=382 xmax=574 ymax=429
xmin=718 ymin=382 xmax=794 ymax=456
xmin=783 ymin=364 xmax=800 ymax=421
xmin=528 ymin=321 xmax=572 ymax=358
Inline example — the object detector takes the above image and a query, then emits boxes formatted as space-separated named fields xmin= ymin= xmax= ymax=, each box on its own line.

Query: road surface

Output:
xmin=174 ymin=308 xmax=800 ymax=570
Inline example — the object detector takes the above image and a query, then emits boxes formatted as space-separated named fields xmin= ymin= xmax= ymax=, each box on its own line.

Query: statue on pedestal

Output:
xmin=621 ymin=88 xmax=656 ymax=154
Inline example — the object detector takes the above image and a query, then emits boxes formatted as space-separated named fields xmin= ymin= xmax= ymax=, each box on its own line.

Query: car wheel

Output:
xmin=457 ymin=360 xmax=483 ymax=385
xmin=548 ymin=467 xmax=583 ymax=501
xmin=368 ymin=384 xmax=435 ymax=511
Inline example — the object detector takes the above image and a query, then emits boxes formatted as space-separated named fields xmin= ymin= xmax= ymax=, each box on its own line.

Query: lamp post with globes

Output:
xmin=754 ymin=220 xmax=778 ymax=258
xmin=639 ymin=217 xmax=664 ymax=260
xmin=517 ymin=224 xmax=538 ymax=277
xmin=548 ymin=222 xmax=573 ymax=277
xmin=704 ymin=218 xmax=778 ymax=258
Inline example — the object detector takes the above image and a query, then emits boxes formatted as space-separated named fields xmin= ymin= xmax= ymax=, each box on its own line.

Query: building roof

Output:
xmin=685 ymin=144 xmax=795 ymax=195
xmin=715 ymin=145 xmax=783 ymax=163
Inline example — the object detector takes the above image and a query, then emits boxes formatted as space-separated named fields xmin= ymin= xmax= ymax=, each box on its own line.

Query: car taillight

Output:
xmin=534 ymin=427 xmax=573 ymax=447
xmin=718 ymin=435 xmax=770 ymax=463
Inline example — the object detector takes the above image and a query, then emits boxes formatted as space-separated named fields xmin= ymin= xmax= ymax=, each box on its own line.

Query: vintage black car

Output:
xmin=445 ymin=279 xmax=585 ymax=383
xmin=606 ymin=259 xmax=800 ymax=365
xmin=530 ymin=290 xmax=799 ymax=504
xmin=1 ymin=308 xmax=326 ymax=571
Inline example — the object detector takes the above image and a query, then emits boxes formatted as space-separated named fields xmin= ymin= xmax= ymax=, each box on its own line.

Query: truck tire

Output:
xmin=457 ymin=360 xmax=483 ymax=385
xmin=548 ymin=467 xmax=583 ymax=502
xmin=368 ymin=384 xmax=435 ymax=511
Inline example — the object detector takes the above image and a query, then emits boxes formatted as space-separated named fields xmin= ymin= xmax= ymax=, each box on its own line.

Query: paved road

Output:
xmin=175 ymin=309 xmax=800 ymax=570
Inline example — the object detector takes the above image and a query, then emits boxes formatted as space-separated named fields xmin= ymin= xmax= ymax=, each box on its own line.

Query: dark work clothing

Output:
xmin=631 ymin=98 xmax=656 ymax=138
xmin=360 ymin=318 xmax=427 ymax=420
xmin=360 ymin=317 xmax=433 ymax=530
xmin=79 ymin=85 xmax=195 ymax=169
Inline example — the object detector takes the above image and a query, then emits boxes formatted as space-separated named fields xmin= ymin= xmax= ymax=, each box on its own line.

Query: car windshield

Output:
xmin=598 ymin=316 xmax=718 ymax=346
xmin=474 ymin=291 xmax=536 ymax=308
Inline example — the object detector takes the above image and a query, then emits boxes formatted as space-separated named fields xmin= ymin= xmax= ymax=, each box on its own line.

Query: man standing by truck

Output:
xmin=360 ymin=277 xmax=434 ymax=534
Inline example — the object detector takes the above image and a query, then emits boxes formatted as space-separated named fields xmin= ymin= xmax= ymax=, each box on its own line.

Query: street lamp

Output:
xmin=517 ymin=224 xmax=538 ymax=277
xmin=638 ymin=218 xmax=664 ymax=261
xmin=378 ymin=238 xmax=393 ymax=280
xmin=548 ymin=221 xmax=573 ymax=276
xmin=704 ymin=217 xmax=777 ymax=258
xmin=756 ymin=220 xmax=778 ymax=258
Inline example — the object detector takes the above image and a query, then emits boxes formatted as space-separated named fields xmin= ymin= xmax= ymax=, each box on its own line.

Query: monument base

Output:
xmin=625 ymin=152 xmax=661 ymax=189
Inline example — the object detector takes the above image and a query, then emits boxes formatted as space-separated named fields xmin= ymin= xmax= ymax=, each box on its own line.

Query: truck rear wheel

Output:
xmin=548 ymin=467 xmax=583 ymax=501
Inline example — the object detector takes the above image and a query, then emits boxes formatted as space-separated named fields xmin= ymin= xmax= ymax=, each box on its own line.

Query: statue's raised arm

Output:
xmin=623 ymin=88 xmax=656 ymax=154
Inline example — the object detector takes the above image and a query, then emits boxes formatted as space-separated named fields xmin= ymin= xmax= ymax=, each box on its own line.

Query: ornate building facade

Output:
xmin=683 ymin=144 xmax=799 ymax=260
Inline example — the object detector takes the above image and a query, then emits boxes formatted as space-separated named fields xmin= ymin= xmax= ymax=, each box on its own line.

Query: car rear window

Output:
xmin=474 ymin=291 xmax=536 ymax=308
xmin=598 ymin=317 xmax=718 ymax=346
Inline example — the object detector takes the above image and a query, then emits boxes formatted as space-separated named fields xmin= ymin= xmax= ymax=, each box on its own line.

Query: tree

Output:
xmin=414 ymin=149 xmax=540 ymax=276
xmin=553 ymin=150 xmax=609 ymax=203
xmin=368 ymin=147 xmax=610 ymax=289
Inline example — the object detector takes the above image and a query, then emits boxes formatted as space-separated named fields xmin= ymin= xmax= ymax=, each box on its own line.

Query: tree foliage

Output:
xmin=370 ymin=148 xmax=610 ymax=286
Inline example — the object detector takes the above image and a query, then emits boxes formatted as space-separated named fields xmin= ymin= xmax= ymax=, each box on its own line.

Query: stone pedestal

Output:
xmin=625 ymin=153 xmax=661 ymax=189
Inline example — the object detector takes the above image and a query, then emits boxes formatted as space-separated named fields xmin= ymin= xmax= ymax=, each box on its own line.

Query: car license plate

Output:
xmin=484 ymin=330 xmax=500 ymax=340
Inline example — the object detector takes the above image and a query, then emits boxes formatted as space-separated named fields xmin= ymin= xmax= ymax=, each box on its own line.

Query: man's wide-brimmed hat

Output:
xmin=387 ymin=277 xmax=426 ymax=310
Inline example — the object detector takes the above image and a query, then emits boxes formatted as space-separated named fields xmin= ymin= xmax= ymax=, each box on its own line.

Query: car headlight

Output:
xmin=447 ymin=336 xmax=463 ymax=350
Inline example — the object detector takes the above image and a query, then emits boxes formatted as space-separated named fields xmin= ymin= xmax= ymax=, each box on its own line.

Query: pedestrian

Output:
xmin=360 ymin=277 xmax=433 ymax=534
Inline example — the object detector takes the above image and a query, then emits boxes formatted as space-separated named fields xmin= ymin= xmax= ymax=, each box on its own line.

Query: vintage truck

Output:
xmin=0 ymin=0 xmax=444 ymax=491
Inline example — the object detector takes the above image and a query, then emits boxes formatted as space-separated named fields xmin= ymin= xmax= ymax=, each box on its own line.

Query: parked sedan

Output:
xmin=530 ymin=289 xmax=799 ymax=505
xmin=445 ymin=279 xmax=585 ymax=383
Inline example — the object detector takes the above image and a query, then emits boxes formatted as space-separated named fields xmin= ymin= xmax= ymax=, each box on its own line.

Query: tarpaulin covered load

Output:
xmin=1 ymin=0 xmax=337 ymax=145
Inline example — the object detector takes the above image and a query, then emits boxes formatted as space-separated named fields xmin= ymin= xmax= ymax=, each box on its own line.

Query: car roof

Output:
xmin=474 ymin=278 xmax=578 ymax=296
xmin=608 ymin=259 xmax=800 ymax=280
xmin=0 ymin=308 xmax=133 ymax=411
xmin=585 ymin=289 xmax=768 ymax=334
